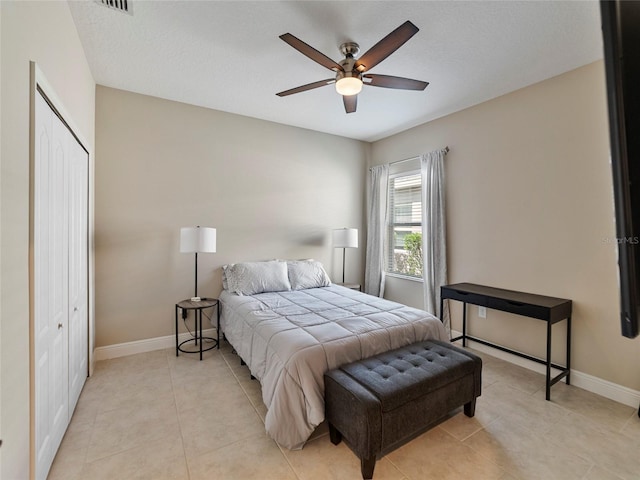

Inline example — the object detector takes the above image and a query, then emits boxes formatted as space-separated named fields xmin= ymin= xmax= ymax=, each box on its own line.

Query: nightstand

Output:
xmin=175 ymin=298 xmax=219 ymax=360
xmin=338 ymin=283 xmax=362 ymax=292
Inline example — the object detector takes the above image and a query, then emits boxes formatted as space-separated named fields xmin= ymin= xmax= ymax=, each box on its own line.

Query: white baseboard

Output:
xmin=451 ymin=330 xmax=640 ymax=409
xmin=94 ymin=328 xmax=217 ymax=361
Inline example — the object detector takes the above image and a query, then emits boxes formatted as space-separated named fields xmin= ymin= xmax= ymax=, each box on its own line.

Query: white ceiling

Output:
xmin=68 ymin=0 xmax=604 ymax=142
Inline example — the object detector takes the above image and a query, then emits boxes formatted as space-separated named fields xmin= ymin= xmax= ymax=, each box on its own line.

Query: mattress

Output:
xmin=219 ymin=284 xmax=448 ymax=449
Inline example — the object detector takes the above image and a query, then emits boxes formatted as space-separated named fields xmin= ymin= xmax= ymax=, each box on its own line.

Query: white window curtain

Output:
xmin=365 ymin=164 xmax=389 ymax=297
xmin=421 ymin=149 xmax=449 ymax=329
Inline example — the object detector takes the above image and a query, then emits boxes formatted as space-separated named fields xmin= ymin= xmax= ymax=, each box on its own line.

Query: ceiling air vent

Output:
xmin=95 ymin=0 xmax=133 ymax=15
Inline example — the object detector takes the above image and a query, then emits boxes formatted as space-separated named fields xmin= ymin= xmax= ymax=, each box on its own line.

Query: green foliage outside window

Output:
xmin=403 ymin=232 xmax=422 ymax=276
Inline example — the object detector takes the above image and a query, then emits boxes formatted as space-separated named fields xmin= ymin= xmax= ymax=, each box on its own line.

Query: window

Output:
xmin=387 ymin=171 xmax=422 ymax=278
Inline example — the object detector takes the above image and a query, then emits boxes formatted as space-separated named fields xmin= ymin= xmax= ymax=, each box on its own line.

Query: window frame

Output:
xmin=386 ymin=168 xmax=424 ymax=280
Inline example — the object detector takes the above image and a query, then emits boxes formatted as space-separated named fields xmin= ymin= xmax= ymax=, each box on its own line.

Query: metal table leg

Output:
xmin=546 ymin=320 xmax=552 ymax=401
xmin=175 ymin=305 xmax=179 ymax=357
xmin=462 ymin=302 xmax=467 ymax=347
xmin=566 ymin=315 xmax=572 ymax=385
xmin=199 ymin=309 xmax=203 ymax=361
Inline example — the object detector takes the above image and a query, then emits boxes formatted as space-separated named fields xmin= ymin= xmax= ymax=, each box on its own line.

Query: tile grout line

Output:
xmin=228 ymin=349 xmax=303 ymax=479
xmin=70 ymin=353 xmax=177 ymax=474
xmin=222 ymin=348 xmax=269 ymax=421
xmin=461 ymin=375 xmax=625 ymax=479
xmin=437 ymin=423 xmax=512 ymax=477
xmin=165 ymin=348 xmax=193 ymax=480
xmin=221 ymin=348 xmax=303 ymax=480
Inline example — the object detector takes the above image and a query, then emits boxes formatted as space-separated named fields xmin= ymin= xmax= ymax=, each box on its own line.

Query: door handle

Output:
xmin=58 ymin=323 xmax=63 ymax=329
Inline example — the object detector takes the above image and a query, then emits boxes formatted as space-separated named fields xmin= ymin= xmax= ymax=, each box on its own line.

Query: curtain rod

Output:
xmin=387 ymin=146 xmax=450 ymax=167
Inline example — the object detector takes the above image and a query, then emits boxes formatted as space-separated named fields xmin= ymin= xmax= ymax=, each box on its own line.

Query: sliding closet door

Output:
xmin=68 ymin=130 xmax=89 ymax=413
xmin=34 ymin=91 xmax=70 ymax=476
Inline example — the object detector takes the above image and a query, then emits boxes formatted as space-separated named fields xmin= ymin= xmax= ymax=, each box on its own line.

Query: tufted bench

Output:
xmin=324 ymin=340 xmax=482 ymax=479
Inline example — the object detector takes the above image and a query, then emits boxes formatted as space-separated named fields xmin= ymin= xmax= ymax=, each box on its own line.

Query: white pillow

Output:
xmin=223 ymin=260 xmax=291 ymax=296
xmin=287 ymin=260 xmax=331 ymax=290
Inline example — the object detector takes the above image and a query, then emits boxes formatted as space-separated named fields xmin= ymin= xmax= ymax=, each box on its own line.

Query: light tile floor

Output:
xmin=49 ymin=342 xmax=640 ymax=480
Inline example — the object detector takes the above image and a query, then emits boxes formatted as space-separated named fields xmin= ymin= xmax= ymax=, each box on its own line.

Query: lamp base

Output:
xmin=191 ymin=296 xmax=201 ymax=302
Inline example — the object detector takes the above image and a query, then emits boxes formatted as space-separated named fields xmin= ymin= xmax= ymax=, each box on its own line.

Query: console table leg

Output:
xmin=566 ymin=316 xmax=572 ymax=385
xmin=546 ymin=320 xmax=552 ymax=401
xmin=462 ymin=302 xmax=467 ymax=347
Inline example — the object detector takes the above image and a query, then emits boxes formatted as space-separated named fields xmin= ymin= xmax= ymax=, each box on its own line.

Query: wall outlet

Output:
xmin=478 ymin=306 xmax=487 ymax=318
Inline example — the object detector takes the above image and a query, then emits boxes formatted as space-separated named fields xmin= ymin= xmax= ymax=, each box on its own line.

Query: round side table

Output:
xmin=175 ymin=298 xmax=219 ymax=360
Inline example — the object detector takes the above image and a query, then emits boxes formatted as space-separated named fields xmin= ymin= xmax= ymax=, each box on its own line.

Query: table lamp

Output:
xmin=180 ymin=226 xmax=216 ymax=299
xmin=332 ymin=228 xmax=358 ymax=284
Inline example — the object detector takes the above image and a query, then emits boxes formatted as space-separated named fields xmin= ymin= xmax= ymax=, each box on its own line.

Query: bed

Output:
xmin=219 ymin=259 xmax=448 ymax=450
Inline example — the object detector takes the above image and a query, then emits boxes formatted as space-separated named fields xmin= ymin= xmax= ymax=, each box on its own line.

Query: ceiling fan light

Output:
xmin=335 ymin=77 xmax=363 ymax=96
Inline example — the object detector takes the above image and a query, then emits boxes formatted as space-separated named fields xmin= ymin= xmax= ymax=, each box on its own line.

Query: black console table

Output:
xmin=440 ymin=283 xmax=572 ymax=400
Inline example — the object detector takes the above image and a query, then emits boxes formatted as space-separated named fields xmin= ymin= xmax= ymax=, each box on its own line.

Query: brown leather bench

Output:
xmin=324 ymin=340 xmax=482 ymax=479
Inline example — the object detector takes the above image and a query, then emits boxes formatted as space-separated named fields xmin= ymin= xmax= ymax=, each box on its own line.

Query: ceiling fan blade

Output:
xmin=363 ymin=74 xmax=428 ymax=90
xmin=280 ymin=33 xmax=343 ymax=72
xmin=276 ymin=79 xmax=335 ymax=97
xmin=343 ymin=94 xmax=357 ymax=114
xmin=355 ymin=21 xmax=419 ymax=73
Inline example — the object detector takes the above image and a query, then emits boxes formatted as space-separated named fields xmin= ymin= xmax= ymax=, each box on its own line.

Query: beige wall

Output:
xmin=372 ymin=61 xmax=640 ymax=391
xmin=0 ymin=1 xmax=95 ymax=478
xmin=95 ymin=86 xmax=368 ymax=347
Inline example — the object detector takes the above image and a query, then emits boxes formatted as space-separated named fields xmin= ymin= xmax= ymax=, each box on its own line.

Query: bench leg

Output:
xmin=328 ymin=423 xmax=342 ymax=445
xmin=464 ymin=398 xmax=476 ymax=417
xmin=360 ymin=456 xmax=376 ymax=480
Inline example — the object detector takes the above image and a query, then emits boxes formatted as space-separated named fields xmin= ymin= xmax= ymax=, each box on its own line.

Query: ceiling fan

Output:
xmin=276 ymin=21 xmax=428 ymax=114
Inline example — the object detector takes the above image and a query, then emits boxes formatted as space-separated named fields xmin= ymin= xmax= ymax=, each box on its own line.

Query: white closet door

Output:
xmin=49 ymin=99 xmax=73 ymax=456
xmin=68 ymin=130 xmax=89 ymax=413
xmin=34 ymin=90 xmax=54 ymax=474
xmin=34 ymin=91 xmax=70 ymax=477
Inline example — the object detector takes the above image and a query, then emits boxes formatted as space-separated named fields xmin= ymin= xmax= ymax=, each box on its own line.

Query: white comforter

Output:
xmin=219 ymin=285 xmax=448 ymax=449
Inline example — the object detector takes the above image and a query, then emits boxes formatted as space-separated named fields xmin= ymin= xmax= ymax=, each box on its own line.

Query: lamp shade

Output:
xmin=332 ymin=228 xmax=358 ymax=249
xmin=180 ymin=226 xmax=217 ymax=253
